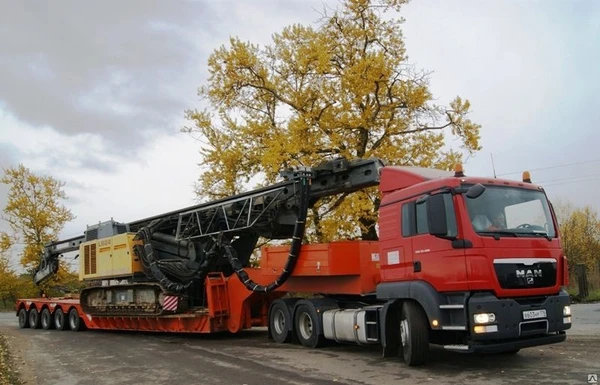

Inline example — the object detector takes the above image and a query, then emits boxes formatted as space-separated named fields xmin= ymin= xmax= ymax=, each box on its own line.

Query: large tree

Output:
xmin=1 ymin=164 xmax=77 ymax=294
xmin=184 ymin=0 xmax=481 ymax=242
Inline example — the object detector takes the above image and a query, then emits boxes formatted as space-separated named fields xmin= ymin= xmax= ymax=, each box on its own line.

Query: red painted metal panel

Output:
xmin=261 ymin=241 xmax=381 ymax=295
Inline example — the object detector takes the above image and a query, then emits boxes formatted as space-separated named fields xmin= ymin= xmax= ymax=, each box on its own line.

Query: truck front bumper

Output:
xmin=464 ymin=288 xmax=571 ymax=352
xmin=469 ymin=332 xmax=566 ymax=353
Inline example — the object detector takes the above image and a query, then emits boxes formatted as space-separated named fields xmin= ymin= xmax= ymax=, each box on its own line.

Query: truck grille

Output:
xmin=493 ymin=258 xmax=556 ymax=289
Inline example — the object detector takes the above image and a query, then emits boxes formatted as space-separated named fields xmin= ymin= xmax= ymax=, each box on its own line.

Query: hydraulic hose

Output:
xmin=134 ymin=221 xmax=228 ymax=293
xmin=225 ymin=171 xmax=312 ymax=292
xmin=133 ymin=220 xmax=191 ymax=293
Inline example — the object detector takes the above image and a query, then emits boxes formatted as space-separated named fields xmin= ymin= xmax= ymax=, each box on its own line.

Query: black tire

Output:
xmin=41 ymin=308 xmax=54 ymax=330
xmin=269 ymin=300 xmax=292 ymax=343
xmin=294 ymin=303 xmax=325 ymax=348
xmin=18 ymin=308 xmax=29 ymax=329
xmin=29 ymin=308 xmax=41 ymax=329
xmin=399 ymin=301 xmax=429 ymax=366
xmin=54 ymin=308 xmax=66 ymax=331
xmin=68 ymin=308 xmax=83 ymax=332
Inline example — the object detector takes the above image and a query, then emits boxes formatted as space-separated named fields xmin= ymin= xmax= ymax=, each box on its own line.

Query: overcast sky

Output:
xmin=1 ymin=0 xmax=599 ymax=266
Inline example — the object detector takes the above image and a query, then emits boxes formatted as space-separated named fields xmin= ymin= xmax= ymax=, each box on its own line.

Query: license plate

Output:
xmin=523 ymin=309 xmax=547 ymax=320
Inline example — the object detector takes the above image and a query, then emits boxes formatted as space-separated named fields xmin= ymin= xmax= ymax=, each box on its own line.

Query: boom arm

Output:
xmin=34 ymin=157 xmax=384 ymax=286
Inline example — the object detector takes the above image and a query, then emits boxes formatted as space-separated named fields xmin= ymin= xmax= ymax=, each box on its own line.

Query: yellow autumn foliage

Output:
xmin=554 ymin=201 xmax=600 ymax=272
xmin=1 ymin=164 xmax=79 ymax=297
xmin=184 ymin=0 xmax=481 ymax=242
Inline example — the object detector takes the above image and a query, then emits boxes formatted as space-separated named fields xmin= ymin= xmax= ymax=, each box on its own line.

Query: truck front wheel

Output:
xmin=400 ymin=301 xmax=429 ymax=366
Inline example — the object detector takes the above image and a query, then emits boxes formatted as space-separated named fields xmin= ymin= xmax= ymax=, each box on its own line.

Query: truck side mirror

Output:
xmin=426 ymin=194 xmax=449 ymax=237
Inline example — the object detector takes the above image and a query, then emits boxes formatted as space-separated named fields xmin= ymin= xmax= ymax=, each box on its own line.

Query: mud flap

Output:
xmin=381 ymin=300 xmax=400 ymax=358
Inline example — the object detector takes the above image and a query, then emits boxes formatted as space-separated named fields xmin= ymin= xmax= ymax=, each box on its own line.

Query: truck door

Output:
xmin=408 ymin=193 xmax=468 ymax=292
xmin=378 ymin=201 xmax=412 ymax=282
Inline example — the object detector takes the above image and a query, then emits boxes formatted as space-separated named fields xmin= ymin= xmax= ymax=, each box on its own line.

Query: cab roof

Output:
xmin=380 ymin=166 xmax=543 ymax=196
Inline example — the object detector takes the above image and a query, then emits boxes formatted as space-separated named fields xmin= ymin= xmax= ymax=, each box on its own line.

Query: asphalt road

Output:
xmin=0 ymin=303 xmax=598 ymax=385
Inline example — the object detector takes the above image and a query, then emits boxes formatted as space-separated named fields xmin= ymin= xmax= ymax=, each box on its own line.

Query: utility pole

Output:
xmin=490 ymin=153 xmax=497 ymax=178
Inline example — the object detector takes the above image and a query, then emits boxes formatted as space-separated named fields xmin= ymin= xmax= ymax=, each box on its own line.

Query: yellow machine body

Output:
xmin=79 ymin=233 xmax=143 ymax=281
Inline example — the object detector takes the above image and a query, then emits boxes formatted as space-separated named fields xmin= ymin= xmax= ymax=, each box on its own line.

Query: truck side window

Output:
xmin=416 ymin=202 xmax=429 ymax=234
xmin=401 ymin=194 xmax=458 ymax=238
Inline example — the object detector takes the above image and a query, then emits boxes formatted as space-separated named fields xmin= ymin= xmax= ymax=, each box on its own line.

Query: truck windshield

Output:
xmin=464 ymin=185 xmax=556 ymax=238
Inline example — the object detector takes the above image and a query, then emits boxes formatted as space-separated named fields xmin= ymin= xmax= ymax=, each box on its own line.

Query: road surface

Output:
xmin=0 ymin=303 xmax=598 ymax=385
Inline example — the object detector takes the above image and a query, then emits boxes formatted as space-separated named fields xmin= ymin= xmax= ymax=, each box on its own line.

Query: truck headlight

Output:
xmin=563 ymin=305 xmax=571 ymax=316
xmin=473 ymin=313 xmax=496 ymax=324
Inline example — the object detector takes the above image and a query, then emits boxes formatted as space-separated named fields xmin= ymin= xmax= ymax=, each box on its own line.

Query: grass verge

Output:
xmin=583 ymin=289 xmax=600 ymax=302
xmin=0 ymin=333 xmax=22 ymax=385
xmin=568 ymin=288 xmax=600 ymax=303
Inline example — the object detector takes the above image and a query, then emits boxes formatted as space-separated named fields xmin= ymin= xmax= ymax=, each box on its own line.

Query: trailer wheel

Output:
xmin=29 ymin=308 xmax=41 ymax=329
xmin=269 ymin=300 xmax=292 ymax=343
xmin=294 ymin=303 xmax=325 ymax=348
xmin=68 ymin=308 xmax=83 ymax=332
xmin=41 ymin=308 xmax=54 ymax=330
xmin=400 ymin=301 xmax=429 ymax=366
xmin=54 ymin=308 xmax=66 ymax=331
xmin=18 ymin=308 xmax=29 ymax=329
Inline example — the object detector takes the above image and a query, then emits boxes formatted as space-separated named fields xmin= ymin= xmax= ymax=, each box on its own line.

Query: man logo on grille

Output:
xmin=589 ymin=373 xmax=598 ymax=384
xmin=517 ymin=269 xmax=542 ymax=285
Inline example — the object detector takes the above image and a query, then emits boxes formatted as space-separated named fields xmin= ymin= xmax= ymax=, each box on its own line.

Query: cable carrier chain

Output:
xmin=15 ymin=157 xmax=572 ymax=367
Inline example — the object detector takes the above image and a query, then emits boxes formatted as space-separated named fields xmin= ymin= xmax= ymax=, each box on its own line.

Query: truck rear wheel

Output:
xmin=54 ymin=308 xmax=66 ymax=331
xmin=294 ymin=303 xmax=325 ymax=348
xmin=400 ymin=301 xmax=429 ymax=366
xmin=18 ymin=308 xmax=29 ymax=329
xmin=68 ymin=309 xmax=84 ymax=332
xmin=269 ymin=300 xmax=292 ymax=343
xmin=29 ymin=308 xmax=41 ymax=329
xmin=41 ymin=308 xmax=54 ymax=330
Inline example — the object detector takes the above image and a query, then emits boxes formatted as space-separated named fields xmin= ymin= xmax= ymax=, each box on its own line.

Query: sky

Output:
xmin=1 ymin=0 xmax=599 ymax=268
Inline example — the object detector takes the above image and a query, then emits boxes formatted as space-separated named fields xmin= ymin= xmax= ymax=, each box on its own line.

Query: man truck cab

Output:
xmin=377 ymin=164 xmax=570 ymax=358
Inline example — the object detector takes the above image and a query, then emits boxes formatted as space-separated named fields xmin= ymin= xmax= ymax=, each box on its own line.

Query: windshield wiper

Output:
xmin=478 ymin=230 xmax=553 ymax=241
xmin=478 ymin=230 xmax=519 ymax=240
xmin=529 ymin=231 xmax=553 ymax=241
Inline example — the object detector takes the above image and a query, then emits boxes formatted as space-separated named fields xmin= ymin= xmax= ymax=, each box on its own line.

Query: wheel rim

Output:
xmin=273 ymin=309 xmax=286 ymax=335
xmin=42 ymin=312 xmax=49 ymax=328
xmin=400 ymin=318 xmax=410 ymax=347
xmin=298 ymin=312 xmax=313 ymax=340
xmin=56 ymin=313 xmax=63 ymax=329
